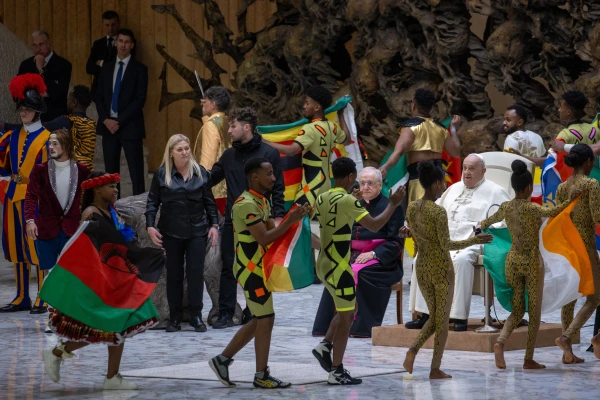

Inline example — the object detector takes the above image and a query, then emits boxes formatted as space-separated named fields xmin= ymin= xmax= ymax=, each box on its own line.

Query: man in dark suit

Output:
xmin=95 ymin=28 xmax=148 ymax=195
xmin=86 ymin=10 xmax=120 ymax=95
xmin=18 ymin=30 xmax=72 ymax=122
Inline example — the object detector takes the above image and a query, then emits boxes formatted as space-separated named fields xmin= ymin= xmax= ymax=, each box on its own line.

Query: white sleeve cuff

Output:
xmin=564 ymin=144 xmax=574 ymax=152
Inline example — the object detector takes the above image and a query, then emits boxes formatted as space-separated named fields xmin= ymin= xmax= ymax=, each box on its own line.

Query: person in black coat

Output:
xmin=86 ymin=10 xmax=120 ymax=95
xmin=145 ymin=134 xmax=219 ymax=333
xmin=18 ymin=31 xmax=72 ymax=122
xmin=95 ymin=28 xmax=148 ymax=196
xmin=312 ymin=167 xmax=405 ymax=338
xmin=208 ymin=107 xmax=286 ymax=329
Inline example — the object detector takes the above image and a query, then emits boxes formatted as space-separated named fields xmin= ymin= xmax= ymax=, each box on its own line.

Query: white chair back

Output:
xmin=477 ymin=152 xmax=535 ymax=199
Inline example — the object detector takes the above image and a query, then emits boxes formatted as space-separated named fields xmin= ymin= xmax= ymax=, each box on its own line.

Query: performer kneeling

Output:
xmin=480 ymin=160 xmax=579 ymax=370
xmin=403 ymin=161 xmax=492 ymax=379
xmin=41 ymin=172 xmax=164 ymax=390
xmin=209 ymin=158 xmax=310 ymax=389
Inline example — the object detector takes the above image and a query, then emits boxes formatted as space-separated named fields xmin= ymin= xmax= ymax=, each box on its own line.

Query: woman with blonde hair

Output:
xmin=146 ymin=134 xmax=219 ymax=332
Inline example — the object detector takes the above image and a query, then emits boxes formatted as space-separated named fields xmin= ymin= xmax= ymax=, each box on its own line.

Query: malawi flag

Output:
xmin=40 ymin=217 xmax=164 ymax=334
xmin=256 ymin=95 xmax=361 ymax=292
xmin=381 ymin=116 xmax=462 ymax=257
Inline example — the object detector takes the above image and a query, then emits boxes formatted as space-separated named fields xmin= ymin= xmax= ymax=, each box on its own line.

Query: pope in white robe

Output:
xmin=409 ymin=155 xmax=511 ymax=325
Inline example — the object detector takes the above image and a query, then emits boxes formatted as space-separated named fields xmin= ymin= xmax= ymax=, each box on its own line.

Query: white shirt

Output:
xmin=44 ymin=51 xmax=54 ymax=67
xmin=110 ymin=55 xmax=131 ymax=118
xmin=54 ymin=159 xmax=71 ymax=210
xmin=24 ymin=121 xmax=43 ymax=133
xmin=504 ymin=130 xmax=546 ymax=158
xmin=447 ymin=186 xmax=478 ymax=241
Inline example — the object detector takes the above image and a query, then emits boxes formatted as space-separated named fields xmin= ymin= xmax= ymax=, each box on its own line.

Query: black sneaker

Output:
xmin=208 ymin=355 xmax=236 ymax=387
xmin=213 ymin=313 xmax=234 ymax=329
xmin=312 ymin=340 xmax=333 ymax=372
xmin=328 ymin=364 xmax=362 ymax=385
xmin=253 ymin=367 xmax=291 ymax=389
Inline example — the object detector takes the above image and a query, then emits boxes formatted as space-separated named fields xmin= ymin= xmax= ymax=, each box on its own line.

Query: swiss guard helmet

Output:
xmin=9 ymin=73 xmax=48 ymax=114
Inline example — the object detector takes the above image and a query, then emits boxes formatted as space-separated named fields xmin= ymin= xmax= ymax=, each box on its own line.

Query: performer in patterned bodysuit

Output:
xmin=480 ymin=160 xmax=578 ymax=370
xmin=311 ymin=157 xmax=405 ymax=385
xmin=403 ymin=161 xmax=492 ymax=379
xmin=554 ymin=145 xmax=600 ymax=364
xmin=209 ymin=157 xmax=310 ymax=389
xmin=0 ymin=74 xmax=51 ymax=313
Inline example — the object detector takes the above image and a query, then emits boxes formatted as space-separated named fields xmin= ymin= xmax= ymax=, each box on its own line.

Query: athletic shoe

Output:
xmin=209 ymin=355 xmax=236 ymax=387
xmin=253 ymin=367 xmax=291 ymax=389
xmin=103 ymin=373 xmax=138 ymax=390
xmin=42 ymin=349 xmax=63 ymax=383
xmin=312 ymin=340 xmax=333 ymax=372
xmin=328 ymin=364 xmax=362 ymax=385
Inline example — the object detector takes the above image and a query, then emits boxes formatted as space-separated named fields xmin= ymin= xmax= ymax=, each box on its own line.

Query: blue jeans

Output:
xmin=35 ymin=230 xmax=70 ymax=271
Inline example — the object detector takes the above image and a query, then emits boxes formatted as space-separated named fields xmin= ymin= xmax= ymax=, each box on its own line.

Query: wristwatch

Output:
xmin=371 ymin=251 xmax=378 ymax=260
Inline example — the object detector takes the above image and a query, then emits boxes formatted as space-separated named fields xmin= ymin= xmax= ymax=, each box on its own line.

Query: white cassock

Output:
xmin=409 ymin=178 xmax=511 ymax=320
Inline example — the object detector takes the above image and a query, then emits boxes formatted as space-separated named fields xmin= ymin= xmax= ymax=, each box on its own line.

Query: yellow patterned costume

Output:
xmin=0 ymin=123 xmax=50 ymax=308
xmin=406 ymin=199 xmax=480 ymax=369
xmin=481 ymin=199 xmax=569 ymax=360
xmin=294 ymin=118 xmax=346 ymax=206
xmin=556 ymin=175 xmax=600 ymax=339
xmin=67 ymin=114 xmax=96 ymax=172
xmin=194 ymin=112 xmax=229 ymax=200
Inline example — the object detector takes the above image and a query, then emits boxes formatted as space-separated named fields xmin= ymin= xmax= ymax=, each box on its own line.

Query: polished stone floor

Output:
xmin=0 ymin=259 xmax=599 ymax=400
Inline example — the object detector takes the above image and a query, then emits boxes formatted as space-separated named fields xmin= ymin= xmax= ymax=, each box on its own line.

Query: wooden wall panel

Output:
xmin=1 ymin=0 xmax=277 ymax=171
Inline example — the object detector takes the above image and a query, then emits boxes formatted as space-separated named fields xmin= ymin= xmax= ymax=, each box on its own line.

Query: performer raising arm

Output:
xmin=554 ymin=145 xmax=600 ymax=363
xmin=479 ymin=160 xmax=579 ymax=370
xmin=403 ymin=161 xmax=492 ymax=379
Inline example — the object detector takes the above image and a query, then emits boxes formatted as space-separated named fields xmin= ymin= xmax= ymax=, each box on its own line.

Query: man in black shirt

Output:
xmin=86 ymin=10 xmax=120 ymax=95
xmin=209 ymin=107 xmax=286 ymax=329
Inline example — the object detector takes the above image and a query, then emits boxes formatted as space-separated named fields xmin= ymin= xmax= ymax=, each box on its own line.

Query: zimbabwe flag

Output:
xmin=41 ymin=217 xmax=164 ymax=334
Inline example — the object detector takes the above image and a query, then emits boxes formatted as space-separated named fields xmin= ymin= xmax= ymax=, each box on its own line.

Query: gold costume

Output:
xmin=556 ymin=175 xmax=600 ymax=339
xmin=400 ymin=118 xmax=448 ymax=203
xmin=406 ymin=199 xmax=480 ymax=369
xmin=194 ymin=112 xmax=229 ymax=199
xmin=480 ymin=199 xmax=568 ymax=360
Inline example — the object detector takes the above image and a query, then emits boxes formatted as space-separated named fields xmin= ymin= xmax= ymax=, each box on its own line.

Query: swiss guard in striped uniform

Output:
xmin=0 ymin=73 xmax=51 ymax=313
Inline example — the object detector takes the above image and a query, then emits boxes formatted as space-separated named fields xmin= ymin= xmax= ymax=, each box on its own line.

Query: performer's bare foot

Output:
xmin=429 ymin=368 xmax=452 ymax=379
xmin=494 ymin=342 xmax=506 ymax=369
xmin=403 ymin=349 xmax=417 ymax=374
xmin=592 ymin=333 xmax=600 ymax=359
xmin=523 ymin=359 xmax=546 ymax=369
xmin=556 ymin=336 xmax=577 ymax=364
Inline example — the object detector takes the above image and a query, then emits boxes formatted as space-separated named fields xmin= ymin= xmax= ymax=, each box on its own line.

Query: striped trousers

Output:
xmin=2 ymin=199 xmax=46 ymax=308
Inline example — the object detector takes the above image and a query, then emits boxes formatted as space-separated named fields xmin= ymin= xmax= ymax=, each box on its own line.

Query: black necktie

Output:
xmin=105 ymin=37 xmax=114 ymax=60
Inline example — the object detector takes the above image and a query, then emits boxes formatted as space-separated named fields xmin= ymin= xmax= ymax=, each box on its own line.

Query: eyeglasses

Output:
xmin=358 ymin=181 xmax=381 ymax=187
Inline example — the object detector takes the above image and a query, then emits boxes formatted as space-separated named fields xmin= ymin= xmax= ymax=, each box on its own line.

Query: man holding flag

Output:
xmin=378 ymin=88 xmax=462 ymax=204
xmin=263 ymin=85 xmax=352 ymax=207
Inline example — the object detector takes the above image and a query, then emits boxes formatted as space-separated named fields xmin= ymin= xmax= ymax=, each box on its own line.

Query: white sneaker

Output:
xmin=43 ymin=349 xmax=63 ymax=382
xmin=103 ymin=373 xmax=138 ymax=390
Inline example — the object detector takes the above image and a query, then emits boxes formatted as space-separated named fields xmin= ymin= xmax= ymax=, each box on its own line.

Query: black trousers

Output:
xmin=218 ymin=223 xmax=236 ymax=316
xmin=102 ymin=133 xmax=145 ymax=195
xmin=163 ymin=234 xmax=207 ymax=320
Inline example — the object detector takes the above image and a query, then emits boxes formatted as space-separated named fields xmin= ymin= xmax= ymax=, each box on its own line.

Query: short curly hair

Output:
xmin=332 ymin=157 xmax=356 ymax=179
xmin=229 ymin=107 xmax=258 ymax=131
xmin=306 ymin=85 xmax=333 ymax=110
xmin=71 ymin=85 xmax=93 ymax=108
xmin=413 ymin=88 xmax=437 ymax=113
xmin=205 ymin=86 xmax=231 ymax=112
xmin=562 ymin=90 xmax=588 ymax=114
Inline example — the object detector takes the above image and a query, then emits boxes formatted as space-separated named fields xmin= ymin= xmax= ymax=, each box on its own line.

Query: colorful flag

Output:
xmin=40 ymin=218 xmax=163 ymax=333
xmin=483 ymin=199 xmax=591 ymax=313
xmin=541 ymin=149 xmax=600 ymax=250
xmin=262 ymin=205 xmax=314 ymax=292
xmin=256 ymin=95 xmax=360 ymax=292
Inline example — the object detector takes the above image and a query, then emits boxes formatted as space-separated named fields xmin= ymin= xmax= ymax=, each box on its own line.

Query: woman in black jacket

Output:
xmin=146 ymin=134 xmax=219 ymax=333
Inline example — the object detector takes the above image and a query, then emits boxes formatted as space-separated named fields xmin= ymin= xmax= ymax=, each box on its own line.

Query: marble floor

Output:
xmin=0 ymin=260 xmax=599 ymax=400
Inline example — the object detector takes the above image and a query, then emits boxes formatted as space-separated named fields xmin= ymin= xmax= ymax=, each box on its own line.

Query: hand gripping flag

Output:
xmin=40 ymin=217 xmax=163 ymax=334
xmin=256 ymin=96 xmax=362 ymax=292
